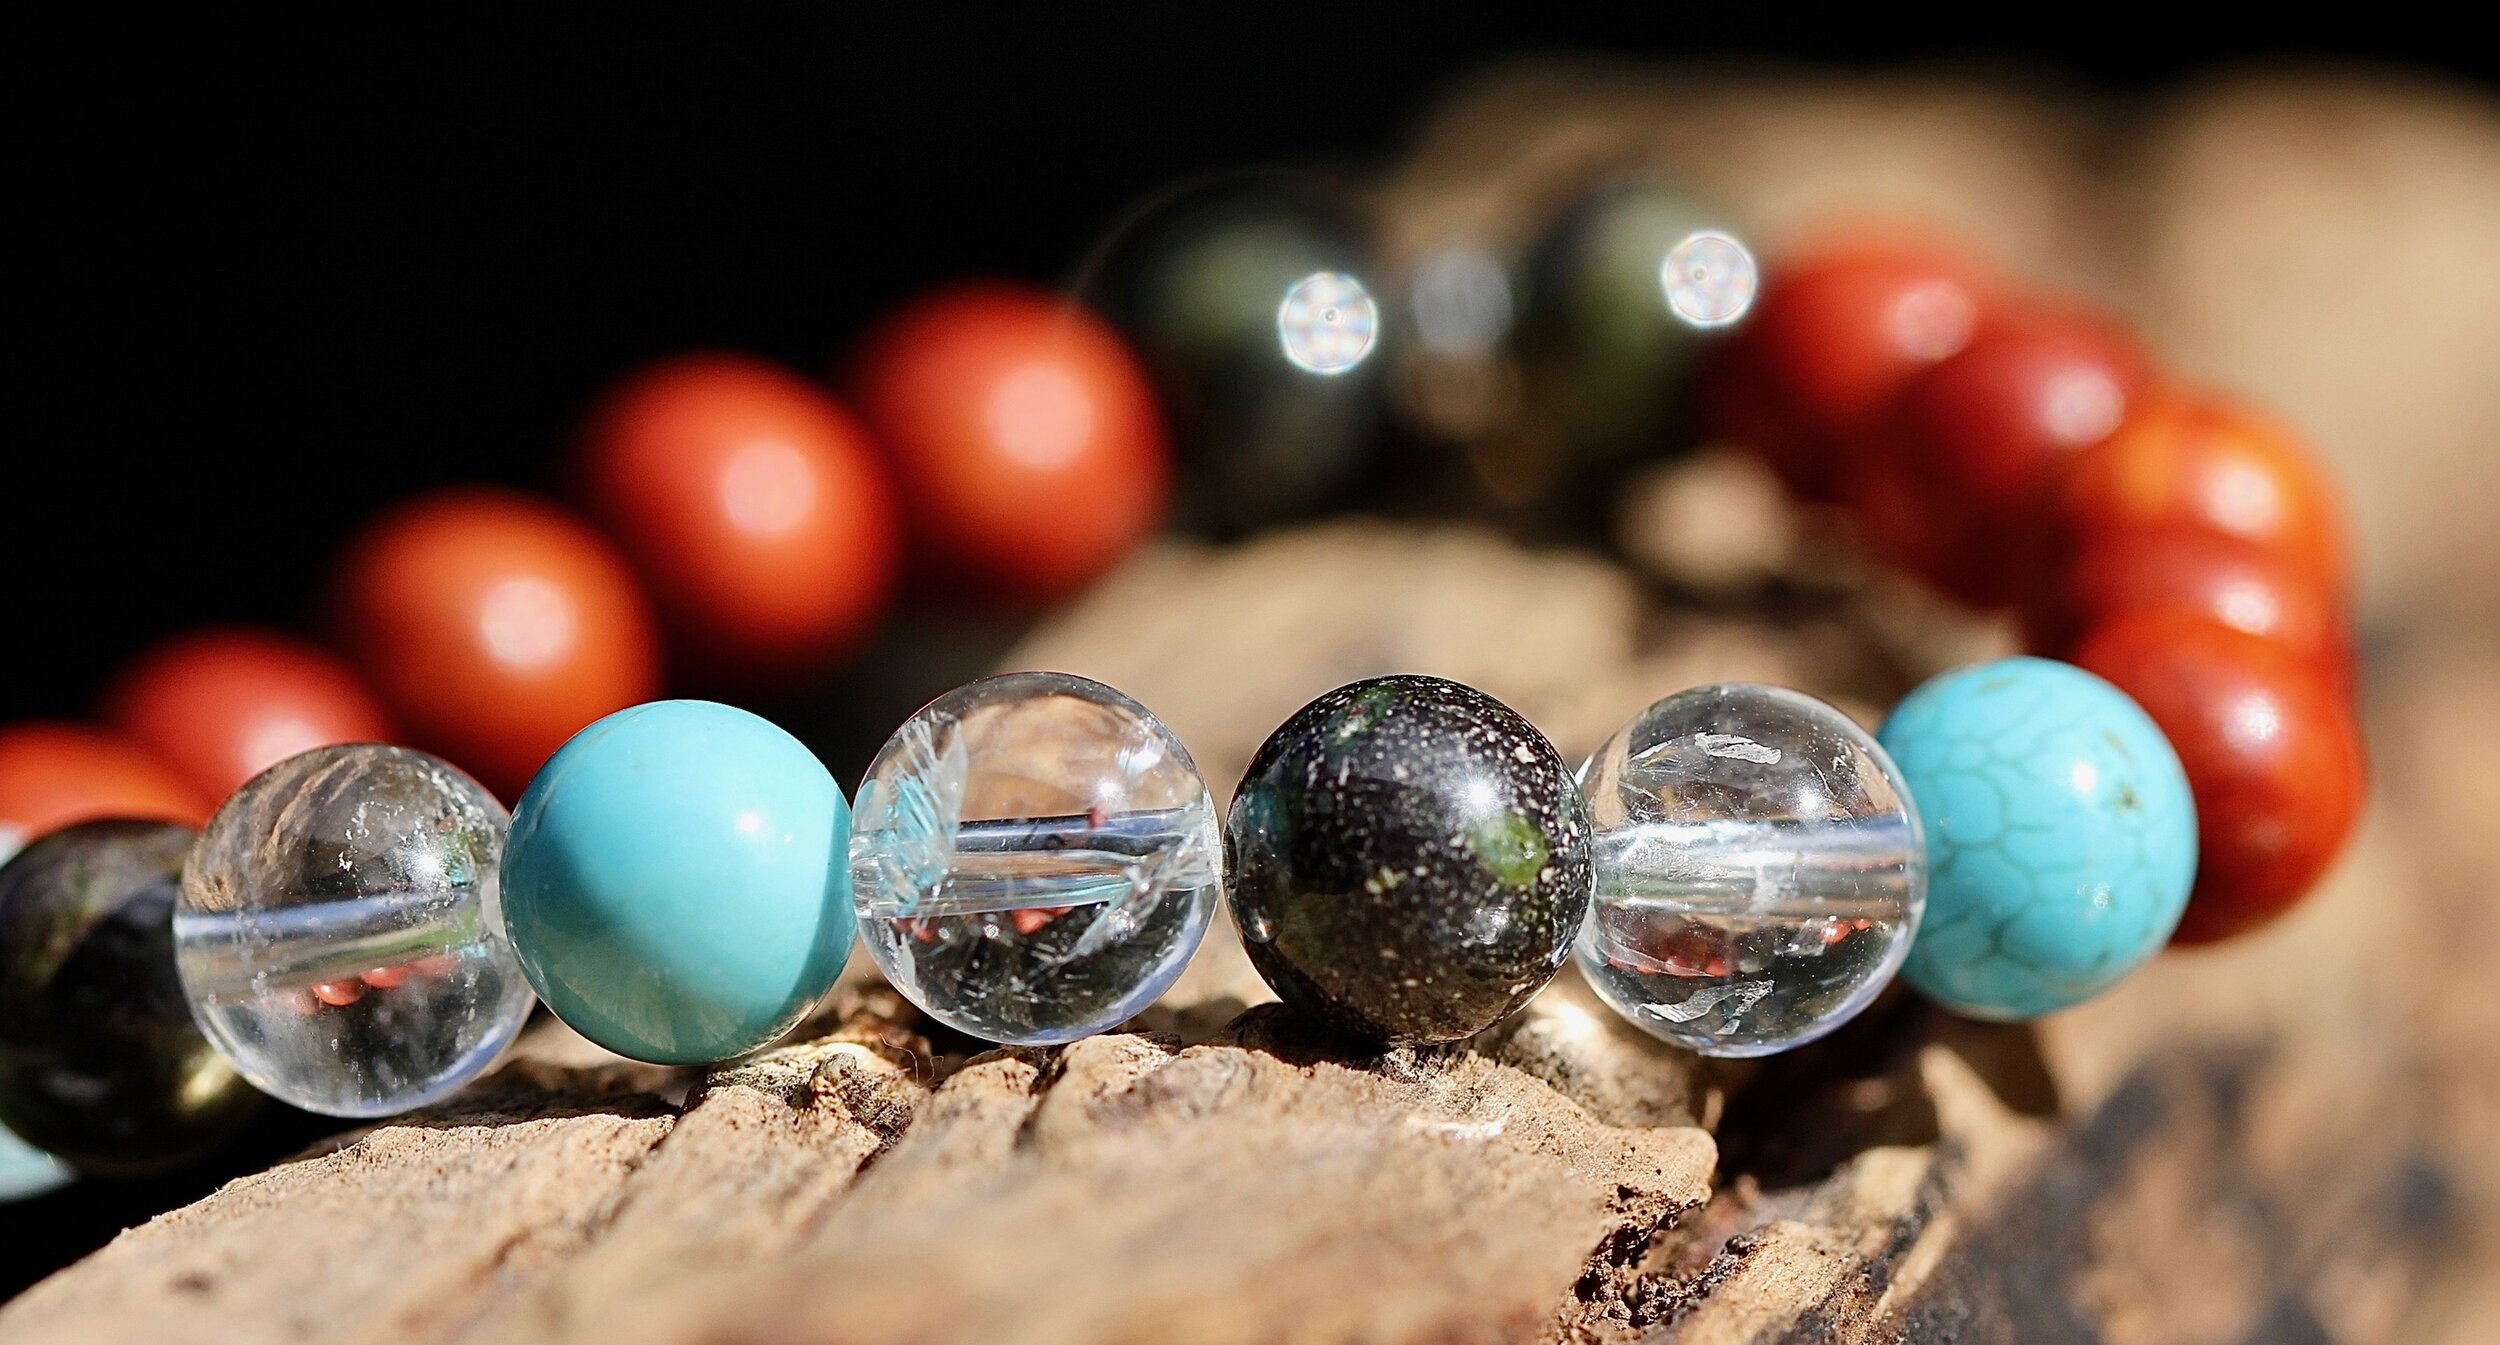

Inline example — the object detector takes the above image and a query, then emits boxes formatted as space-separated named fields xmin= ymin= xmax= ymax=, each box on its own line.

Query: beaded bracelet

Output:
xmin=0 ymin=224 xmax=2365 ymax=1183
xmin=0 ymin=647 xmax=2172 ymax=1139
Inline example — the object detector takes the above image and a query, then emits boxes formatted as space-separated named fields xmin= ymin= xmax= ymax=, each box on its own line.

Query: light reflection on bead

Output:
xmin=1661 ymin=230 xmax=1759 ymax=328
xmin=1277 ymin=270 xmax=1380 ymax=375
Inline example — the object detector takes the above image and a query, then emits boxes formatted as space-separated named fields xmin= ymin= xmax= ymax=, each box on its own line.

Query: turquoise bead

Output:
xmin=502 ymin=700 xmax=852 ymax=1064
xmin=1878 ymin=658 xmax=2196 ymax=1021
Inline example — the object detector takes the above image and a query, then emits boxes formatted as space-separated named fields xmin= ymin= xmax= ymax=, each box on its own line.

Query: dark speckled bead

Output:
xmin=1226 ymin=675 xmax=1592 ymax=1043
xmin=0 ymin=820 xmax=261 ymax=1175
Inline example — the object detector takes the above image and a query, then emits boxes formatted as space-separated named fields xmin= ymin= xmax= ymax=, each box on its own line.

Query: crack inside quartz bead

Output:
xmin=1574 ymin=684 xmax=1926 ymax=1058
xmin=850 ymin=672 xmax=1220 ymax=1046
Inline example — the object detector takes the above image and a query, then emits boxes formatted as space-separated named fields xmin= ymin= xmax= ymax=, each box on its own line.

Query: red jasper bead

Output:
xmin=849 ymin=282 xmax=1169 ymax=604
xmin=103 ymin=628 xmax=397 ymax=802
xmin=2025 ymin=527 xmax=2352 ymax=679
xmin=332 ymin=489 xmax=663 ymax=799
xmin=1707 ymin=233 xmax=1996 ymax=502
xmin=578 ymin=353 xmax=899 ymax=684
xmin=2073 ymin=612 xmax=2366 ymax=945
xmin=0 ymin=722 xmax=209 ymax=844
xmin=2055 ymin=391 xmax=2350 ymax=598
xmin=1889 ymin=304 xmax=2149 ymax=604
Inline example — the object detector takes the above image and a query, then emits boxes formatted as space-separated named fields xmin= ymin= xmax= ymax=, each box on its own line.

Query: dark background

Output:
xmin=1 ymin=6 xmax=2490 ymax=1298
xmin=3 ymin=10 xmax=2490 ymax=723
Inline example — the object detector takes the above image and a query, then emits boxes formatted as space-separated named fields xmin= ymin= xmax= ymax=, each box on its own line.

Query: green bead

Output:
xmin=1515 ymin=179 xmax=1751 ymax=475
xmin=502 ymin=701 xmax=853 ymax=1065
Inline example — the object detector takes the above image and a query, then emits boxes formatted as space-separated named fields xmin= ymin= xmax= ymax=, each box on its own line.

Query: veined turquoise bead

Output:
xmin=1878 ymin=657 xmax=2196 ymax=1021
xmin=502 ymin=700 xmax=852 ymax=1064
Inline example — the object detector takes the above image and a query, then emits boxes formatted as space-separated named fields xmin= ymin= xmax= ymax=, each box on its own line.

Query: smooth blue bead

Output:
xmin=502 ymin=700 xmax=852 ymax=1064
xmin=1878 ymin=658 xmax=2196 ymax=1021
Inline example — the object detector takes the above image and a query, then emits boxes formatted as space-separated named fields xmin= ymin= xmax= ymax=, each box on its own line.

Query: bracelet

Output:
xmin=0 ymin=214 xmax=2365 ymax=1183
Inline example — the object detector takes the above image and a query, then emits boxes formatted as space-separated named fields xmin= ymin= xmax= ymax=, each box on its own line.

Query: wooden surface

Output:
xmin=7 ymin=63 xmax=2500 ymax=1344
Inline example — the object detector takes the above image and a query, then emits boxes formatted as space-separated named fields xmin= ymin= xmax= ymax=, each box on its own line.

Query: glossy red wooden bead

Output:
xmin=2024 ymin=527 xmax=2352 ymax=677
xmin=1710 ymin=233 xmax=1997 ymax=503
xmin=579 ymin=353 xmax=899 ymax=683
xmin=0 ymin=722 xmax=208 ymax=846
xmin=2073 ymin=612 xmax=2365 ymax=945
xmin=1890 ymin=304 xmax=2148 ymax=604
xmin=331 ymin=488 xmax=662 ymax=799
xmin=850 ymin=282 xmax=1169 ymax=603
xmin=102 ymin=627 xmax=397 ymax=802
xmin=2055 ymin=391 xmax=2350 ymax=598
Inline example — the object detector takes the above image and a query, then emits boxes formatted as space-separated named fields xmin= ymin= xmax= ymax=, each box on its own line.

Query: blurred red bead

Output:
xmin=2025 ymin=528 xmax=2352 ymax=680
xmin=1890 ymin=303 xmax=2149 ymax=604
xmin=2055 ymin=390 xmax=2350 ymax=598
xmin=579 ymin=353 xmax=899 ymax=684
xmin=2073 ymin=612 xmax=2366 ymax=945
xmin=1709 ymin=232 xmax=1997 ymax=504
xmin=102 ymin=628 xmax=396 ymax=802
xmin=850 ymin=282 xmax=1168 ymax=603
xmin=0 ymin=722 xmax=208 ymax=847
xmin=331 ymin=488 xmax=662 ymax=799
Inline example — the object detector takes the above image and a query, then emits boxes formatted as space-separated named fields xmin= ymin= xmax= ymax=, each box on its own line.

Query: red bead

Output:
xmin=849 ymin=283 xmax=1168 ymax=603
xmin=2073 ymin=613 xmax=2366 ymax=944
xmin=578 ymin=353 xmax=899 ymax=684
xmin=102 ymin=628 xmax=397 ymax=802
xmin=2055 ymin=391 xmax=2350 ymax=598
xmin=1888 ymin=303 xmax=2149 ymax=604
xmin=1710 ymin=233 xmax=1996 ymax=503
xmin=0 ymin=722 xmax=209 ymax=844
xmin=2025 ymin=528 xmax=2352 ymax=679
xmin=332 ymin=489 xmax=662 ymax=799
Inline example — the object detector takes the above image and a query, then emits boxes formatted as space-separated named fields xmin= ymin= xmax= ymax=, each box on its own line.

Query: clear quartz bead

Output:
xmin=1573 ymin=684 xmax=1925 ymax=1057
xmin=850 ymin=672 xmax=1220 ymax=1045
xmin=175 ymin=744 xmax=535 ymax=1116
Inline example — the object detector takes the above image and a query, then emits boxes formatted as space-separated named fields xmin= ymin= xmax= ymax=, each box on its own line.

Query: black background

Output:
xmin=1 ymin=6 xmax=2490 ymax=1298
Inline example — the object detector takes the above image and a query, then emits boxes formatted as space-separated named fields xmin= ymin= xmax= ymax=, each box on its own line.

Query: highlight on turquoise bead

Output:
xmin=1878 ymin=657 xmax=2196 ymax=1021
xmin=501 ymin=700 xmax=852 ymax=1065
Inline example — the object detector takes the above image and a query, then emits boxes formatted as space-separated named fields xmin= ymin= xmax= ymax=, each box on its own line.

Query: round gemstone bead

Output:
xmin=850 ymin=672 xmax=1220 ymax=1045
xmin=2073 ymin=613 xmax=2365 ymax=945
xmin=1573 ymin=684 xmax=1925 ymax=1057
xmin=177 ymin=745 xmax=533 ymax=1117
xmin=2052 ymin=391 xmax=2349 ymax=598
xmin=1076 ymin=174 xmax=1385 ymax=534
xmin=502 ymin=700 xmax=851 ymax=1065
xmin=1 ymin=821 xmax=261 ymax=1172
xmin=1513 ymin=180 xmax=1751 ymax=474
xmin=2024 ymin=527 xmax=2350 ymax=679
xmin=1879 ymin=657 xmax=2197 ymax=1020
xmin=1227 ymin=675 xmax=1592 ymax=1044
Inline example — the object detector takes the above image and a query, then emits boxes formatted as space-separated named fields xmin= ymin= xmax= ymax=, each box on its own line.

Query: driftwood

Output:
xmin=8 ymin=65 xmax=2500 ymax=1344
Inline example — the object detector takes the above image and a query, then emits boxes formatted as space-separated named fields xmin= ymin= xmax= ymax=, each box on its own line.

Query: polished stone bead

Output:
xmin=0 ymin=820 xmax=261 ymax=1173
xmin=1574 ymin=684 xmax=1925 ymax=1057
xmin=178 ymin=746 xmax=533 ymax=1118
xmin=851 ymin=672 xmax=1219 ymax=1045
xmin=1227 ymin=675 xmax=1591 ymax=1044
xmin=1879 ymin=657 xmax=2197 ymax=1020
xmin=1078 ymin=174 xmax=1386 ymax=534
xmin=1515 ymin=179 xmax=1753 ymax=477
xmin=503 ymin=700 xmax=850 ymax=1065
